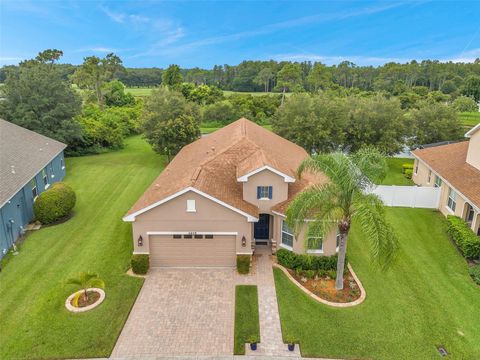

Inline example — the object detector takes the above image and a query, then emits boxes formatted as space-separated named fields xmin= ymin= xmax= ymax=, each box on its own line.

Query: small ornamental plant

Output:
xmin=66 ymin=271 xmax=105 ymax=305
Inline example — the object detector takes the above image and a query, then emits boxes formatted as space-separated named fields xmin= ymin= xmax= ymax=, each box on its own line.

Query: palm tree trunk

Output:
xmin=335 ymin=231 xmax=348 ymax=290
xmin=83 ymin=288 xmax=89 ymax=302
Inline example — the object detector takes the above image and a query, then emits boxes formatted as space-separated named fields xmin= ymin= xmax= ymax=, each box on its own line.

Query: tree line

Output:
xmin=0 ymin=49 xmax=476 ymax=161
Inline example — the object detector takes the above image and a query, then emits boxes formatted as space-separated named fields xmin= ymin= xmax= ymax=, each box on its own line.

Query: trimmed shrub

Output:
xmin=446 ymin=216 xmax=480 ymax=259
xmin=237 ymin=255 xmax=251 ymax=274
xmin=469 ymin=265 xmax=480 ymax=285
xmin=276 ymin=248 xmax=340 ymax=272
xmin=404 ymin=169 xmax=413 ymax=179
xmin=402 ymin=163 xmax=414 ymax=173
xmin=131 ymin=254 xmax=149 ymax=274
xmin=33 ymin=182 xmax=76 ymax=224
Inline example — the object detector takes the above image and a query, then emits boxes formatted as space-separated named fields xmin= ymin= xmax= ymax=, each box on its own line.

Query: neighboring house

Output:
xmin=124 ymin=118 xmax=339 ymax=267
xmin=0 ymin=119 xmax=67 ymax=259
xmin=412 ymin=124 xmax=480 ymax=235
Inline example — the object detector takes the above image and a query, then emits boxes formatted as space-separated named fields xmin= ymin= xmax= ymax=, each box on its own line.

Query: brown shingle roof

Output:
xmin=412 ymin=141 xmax=480 ymax=208
xmin=0 ymin=119 xmax=66 ymax=207
xmin=125 ymin=118 xmax=319 ymax=219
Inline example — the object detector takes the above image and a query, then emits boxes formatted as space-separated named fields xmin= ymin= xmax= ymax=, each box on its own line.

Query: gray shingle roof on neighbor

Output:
xmin=0 ymin=119 xmax=66 ymax=207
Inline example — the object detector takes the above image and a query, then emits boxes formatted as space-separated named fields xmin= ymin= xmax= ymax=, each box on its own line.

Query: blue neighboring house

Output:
xmin=0 ymin=119 xmax=67 ymax=259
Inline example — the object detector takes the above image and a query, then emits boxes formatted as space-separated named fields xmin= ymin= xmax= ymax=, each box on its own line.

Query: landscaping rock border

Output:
xmin=273 ymin=263 xmax=366 ymax=307
xmin=65 ymin=288 xmax=106 ymax=313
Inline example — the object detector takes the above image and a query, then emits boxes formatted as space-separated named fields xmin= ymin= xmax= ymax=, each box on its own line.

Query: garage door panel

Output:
xmin=149 ymin=235 xmax=236 ymax=267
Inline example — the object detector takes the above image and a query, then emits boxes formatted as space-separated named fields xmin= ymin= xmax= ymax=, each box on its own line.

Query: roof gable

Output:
xmin=124 ymin=118 xmax=314 ymax=219
xmin=0 ymin=119 xmax=66 ymax=207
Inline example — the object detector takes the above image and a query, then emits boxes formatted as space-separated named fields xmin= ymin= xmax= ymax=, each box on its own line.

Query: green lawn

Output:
xmin=234 ymin=285 xmax=260 ymax=355
xmin=0 ymin=136 xmax=164 ymax=360
xmin=201 ymin=124 xmax=272 ymax=134
xmin=381 ymin=157 xmax=414 ymax=186
xmin=459 ymin=112 xmax=480 ymax=128
xmin=274 ymin=208 xmax=480 ymax=359
xmin=125 ymin=87 xmax=156 ymax=97
xmin=124 ymin=87 xmax=289 ymax=99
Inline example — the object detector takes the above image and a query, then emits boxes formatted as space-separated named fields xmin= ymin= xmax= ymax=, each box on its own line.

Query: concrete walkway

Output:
xmin=236 ymin=246 xmax=300 ymax=357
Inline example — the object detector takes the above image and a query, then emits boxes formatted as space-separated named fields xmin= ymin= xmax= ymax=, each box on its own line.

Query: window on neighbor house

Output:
xmin=173 ymin=234 xmax=182 ymax=239
xmin=42 ymin=169 xmax=49 ymax=187
xmin=194 ymin=234 xmax=203 ymax=239
xmin=60 ymin=158 xmax=65 ymax=170
xmin=434 ymin=176 xmax=442 ymax=188
xmin=205 ymin=234 xmax=214 ymax=239
xmin=414 ymin=161 xmax=418 ymax=175
xmin=427 ymin=170 xmax=432 ymax=183
xmin=31 ymin=178 xmax=38 ymax=199
xmin=307 ymin=237 xmax=323 ymax=252
xmin=281 ymin=220 xmax=294 ymax=248
xmin=183 ymin=234 xmax=193 ymax=239
xmin=447 ymin=188 xmax=457 ymax=212
xmin=257 ymin=186 xmax=272 ymax=200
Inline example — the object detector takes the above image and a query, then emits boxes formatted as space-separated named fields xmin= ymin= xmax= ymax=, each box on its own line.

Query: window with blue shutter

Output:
xmin=257 ymin=186 xmax=273 ymax=199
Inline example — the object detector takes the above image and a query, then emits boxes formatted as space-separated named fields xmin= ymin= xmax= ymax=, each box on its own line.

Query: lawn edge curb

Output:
xmin=273 ymin=263 xmax=366 ymax=307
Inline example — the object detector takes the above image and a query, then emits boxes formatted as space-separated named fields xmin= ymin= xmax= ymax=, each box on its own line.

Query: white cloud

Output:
xmin=74 ymin=47 xmax=118 ymax=53
xmin=446 ymin=48 xmax=480 ymax=63
xmin=151 ymin=2 xmax=407 ymax=57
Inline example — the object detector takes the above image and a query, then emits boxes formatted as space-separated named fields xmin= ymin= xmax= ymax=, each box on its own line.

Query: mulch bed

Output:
xmin=72 ymin=291 xmax=101 ymax=308
xmin=287 ymin=268 xmax=361 ymax=303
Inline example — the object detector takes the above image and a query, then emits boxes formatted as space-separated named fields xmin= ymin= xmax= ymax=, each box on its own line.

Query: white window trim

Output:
xmin=427 ymin=170 xmax=432 ymax=183
xmin=279 ymin=243 xmax=293 ymax=251
xmin=44 ymin=183 xmax=50 ymax=190
xmin=446 ymin=188 xmax=457 ymax=213
xmin=281 ymin=220 xmax=295 ymax=249
xmin=186 ymin=199 xmax=196 ymax=212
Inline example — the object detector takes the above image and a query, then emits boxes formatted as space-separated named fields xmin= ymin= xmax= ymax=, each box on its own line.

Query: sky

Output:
xmin=0 ymin=0 xmax=479 ymax=68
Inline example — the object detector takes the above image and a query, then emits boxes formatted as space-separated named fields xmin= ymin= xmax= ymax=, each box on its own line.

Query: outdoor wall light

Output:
xmin=137 ymin=235 xmax=143 ymax=247
xmin=241 ymin=236 xmax=246 ymax=247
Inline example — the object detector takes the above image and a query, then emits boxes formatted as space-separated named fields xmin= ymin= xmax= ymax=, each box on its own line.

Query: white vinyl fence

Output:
xmin=368 ymin=185 xmax=441 ymax=209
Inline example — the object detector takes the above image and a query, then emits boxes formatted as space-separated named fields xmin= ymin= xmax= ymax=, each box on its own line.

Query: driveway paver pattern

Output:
xmin=112 ymin=268 xmax=235 ymax=358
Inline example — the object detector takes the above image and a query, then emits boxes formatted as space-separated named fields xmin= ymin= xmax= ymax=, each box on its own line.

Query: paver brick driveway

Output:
xmin=112 ymin=268 xmax=235 ymax=357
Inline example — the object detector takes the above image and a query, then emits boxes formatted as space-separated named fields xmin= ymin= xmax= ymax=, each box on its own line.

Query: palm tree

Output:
xmin=66 ymin=271 xmax=105 ymax=302
xmin=286 ymin=148 xmax=398 ymax=290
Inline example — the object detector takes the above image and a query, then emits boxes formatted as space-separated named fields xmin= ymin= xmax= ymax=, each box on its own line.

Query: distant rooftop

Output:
xmin=0 ymin=119 xmax=66 ymax=207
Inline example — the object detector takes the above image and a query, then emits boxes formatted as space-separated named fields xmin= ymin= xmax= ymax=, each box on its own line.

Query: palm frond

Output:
xmin=354 ymin=193 xmax=398 ymax=269
xmin=351 ymin=147 xmax=388 ymax=187
xmin=89 ymin=278 xmax=105 ymax=289
xmin=285 ymin=183 xmax=339 ymax=234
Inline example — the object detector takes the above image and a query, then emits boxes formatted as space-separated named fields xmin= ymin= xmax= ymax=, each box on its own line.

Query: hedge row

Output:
xmin=446 ymin=216 xmax=480 ymax=260
xmin=276 ymin=248 xmax=340 ymax=271
xmin=33 ymin=182 xmax=76 ymax=224
xmin=469 ymin=265 xmax=480 ymax=285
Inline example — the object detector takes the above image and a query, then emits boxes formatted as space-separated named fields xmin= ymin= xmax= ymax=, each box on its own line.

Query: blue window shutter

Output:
xmin=268 ymin=186 xmax=272 ymax=199
xmin=257 ymin=186 xmax=261 ymax=199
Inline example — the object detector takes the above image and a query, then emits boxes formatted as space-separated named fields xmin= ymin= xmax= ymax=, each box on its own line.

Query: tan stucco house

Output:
xmin=412 ymin=123 xmax=480 ymax=235
xmin=123 ymin=118 xmax=339 ymax=267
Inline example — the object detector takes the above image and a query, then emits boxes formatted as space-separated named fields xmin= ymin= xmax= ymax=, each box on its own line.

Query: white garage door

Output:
xmin=149 ymin=234 xmax=236 ymax=267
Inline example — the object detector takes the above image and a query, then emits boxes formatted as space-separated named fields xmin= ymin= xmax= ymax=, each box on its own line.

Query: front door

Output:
xmin=254 ymin=214 xmax=270 ymax=244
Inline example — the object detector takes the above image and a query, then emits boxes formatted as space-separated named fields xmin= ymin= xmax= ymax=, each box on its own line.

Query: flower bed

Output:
xmin=65 ymin=288 xmax=106 ymax=313
xmin=286 ymin=267 xmax=361 ymax=303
